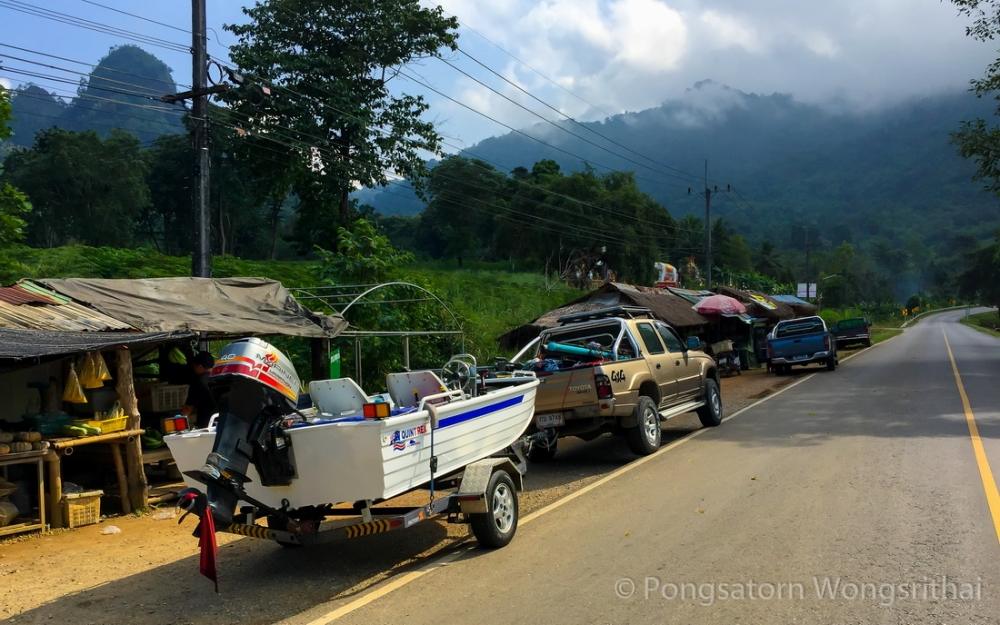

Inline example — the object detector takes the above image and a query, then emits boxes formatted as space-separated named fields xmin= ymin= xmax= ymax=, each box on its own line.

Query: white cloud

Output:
xmin=0 ymin=78 xmax=10 ymax=90
xmin=699 ymin=10 xmax=763 ymax=54
xmin=610 ymin=0 xmax=687 ymax=71
xmin=425 ymin=0 xmax=995 ymax=142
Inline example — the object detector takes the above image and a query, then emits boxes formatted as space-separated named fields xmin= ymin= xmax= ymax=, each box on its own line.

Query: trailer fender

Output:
xmin=456 ymin=458 xmax=523 ymax=514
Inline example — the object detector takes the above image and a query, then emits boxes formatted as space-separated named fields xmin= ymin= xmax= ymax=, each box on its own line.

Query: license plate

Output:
xmin=793 ymin=354 xmax=809 ymax=361
xmin=537 ymin=413 xmax=565 ymax=428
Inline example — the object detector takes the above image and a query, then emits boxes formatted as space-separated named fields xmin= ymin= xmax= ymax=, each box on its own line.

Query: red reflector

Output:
xmin=363 ymin=402 xmax=390 ymax=419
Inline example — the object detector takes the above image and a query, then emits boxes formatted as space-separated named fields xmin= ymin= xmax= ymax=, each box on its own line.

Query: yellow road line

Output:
xmin=943 ymin=331 xmax=1000 ymax=545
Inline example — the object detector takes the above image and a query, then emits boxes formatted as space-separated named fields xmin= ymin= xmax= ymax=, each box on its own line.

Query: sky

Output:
xmin=0 ymin=0 xmax=996 ymax=148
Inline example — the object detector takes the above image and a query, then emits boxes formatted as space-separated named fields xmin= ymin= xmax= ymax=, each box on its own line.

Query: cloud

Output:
xmin=426 ymin=0 xmax=995 ymax=142
xmin=0 ymin=78 xmax=10 ymax=90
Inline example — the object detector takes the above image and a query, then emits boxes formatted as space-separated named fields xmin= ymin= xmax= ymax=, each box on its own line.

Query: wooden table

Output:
xmin=0 ymin=449 xmax=46 ymax=537
xmin=45 ymin=429 xmax=145 ymax=528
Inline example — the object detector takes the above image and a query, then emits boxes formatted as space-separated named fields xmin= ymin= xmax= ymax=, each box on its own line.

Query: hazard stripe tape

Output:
xmin=226 ymin=523 xmax=276 ymax=540
xmin=344 ymin=518 xmax=398 ymax=539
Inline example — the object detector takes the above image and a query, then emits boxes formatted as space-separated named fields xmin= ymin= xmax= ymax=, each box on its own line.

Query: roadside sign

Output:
xmin=797 ymin=283 xmax=818 ymax=298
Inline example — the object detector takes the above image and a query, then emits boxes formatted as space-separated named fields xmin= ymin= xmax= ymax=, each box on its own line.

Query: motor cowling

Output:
xmin=199 ymin=338 xmax=301 ymax=528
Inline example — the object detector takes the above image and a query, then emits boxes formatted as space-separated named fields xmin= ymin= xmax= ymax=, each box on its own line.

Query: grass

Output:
xmin=960 ymin=310 xmax=1000 ymax=338
xmin=871 ymin=328 xmax=903 ymax=344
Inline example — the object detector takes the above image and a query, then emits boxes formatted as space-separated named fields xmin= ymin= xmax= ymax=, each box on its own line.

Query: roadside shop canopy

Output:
xmin=498 ymin=282 xmax=709 ymax=349
xmin=40 ymin=277 xmax=346 ymax=339
xmin=0 ymin=329 xmax=194 ymax=361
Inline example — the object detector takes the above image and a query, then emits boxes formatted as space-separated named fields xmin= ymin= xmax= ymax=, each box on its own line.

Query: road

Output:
xmin=289 ymin=309 xmax=1000 ymax=625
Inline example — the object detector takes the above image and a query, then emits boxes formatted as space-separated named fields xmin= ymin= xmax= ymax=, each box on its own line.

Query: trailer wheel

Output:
xmin=470 ymin=470 xmax=519 ymax=548
xmin=625 ymin=396 xmax=661 ymax=456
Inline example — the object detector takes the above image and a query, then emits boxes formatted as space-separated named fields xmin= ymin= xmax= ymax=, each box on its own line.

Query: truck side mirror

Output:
xmin=686 ymin=337 xmax=702 ymax=351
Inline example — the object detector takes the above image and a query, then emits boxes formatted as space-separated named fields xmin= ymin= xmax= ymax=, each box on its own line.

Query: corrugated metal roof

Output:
xmin=0 ymin=281 xmax=135 ymax=332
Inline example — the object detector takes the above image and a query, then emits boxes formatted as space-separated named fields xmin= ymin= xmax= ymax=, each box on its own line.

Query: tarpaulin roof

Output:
xmin=498 ymin=282 xmax=709 ymax=349
xmin=770 ymin=294 xmax=819 ymax=316
xmin=0 ymin=329 xmax=194 ymax=360
xmin=40 ymin=277 xmax=346 ymax=338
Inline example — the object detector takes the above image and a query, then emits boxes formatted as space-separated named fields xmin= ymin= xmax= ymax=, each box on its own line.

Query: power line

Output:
xmin=0 ymin=42 xmax=191 ymax=90
xmin=437 ymin=54 xmax=696 ymax=185
xmin=453 ymin=47 xmax=703 ymax=183
xmin=397 ymin=68 xmax=669 ymax=191
xmin=0 ymin=0 xmax=190 ymax=54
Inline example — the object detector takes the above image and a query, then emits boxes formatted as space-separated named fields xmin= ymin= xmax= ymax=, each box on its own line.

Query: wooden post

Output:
xmin=45 ymin=450 xmax=63 ymax=529
xmin=116 ymin=348 xmax=148 ymax=509
xmin=110 ymin=443 xmax=131 ymax=515
xmin=310 ymin=338 xmax=329 ymax=382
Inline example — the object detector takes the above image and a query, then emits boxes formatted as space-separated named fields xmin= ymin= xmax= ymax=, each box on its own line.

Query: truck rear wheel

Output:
xmin=626 ymin=396 xmax=661 ymax=455
xmin=826 ymin=357 xmax=837 ymax=371
xmin=696 ymin=379 xmax=723 ymax=427
xmin=470 ymin=470 xmax=518 ymax=549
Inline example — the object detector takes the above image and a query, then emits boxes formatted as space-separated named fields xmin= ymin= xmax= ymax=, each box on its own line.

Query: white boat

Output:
xmin=166 ymin=349 xmax=539 ymax=512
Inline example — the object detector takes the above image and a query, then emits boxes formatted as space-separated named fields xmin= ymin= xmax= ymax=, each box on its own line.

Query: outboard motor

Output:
xmin=193 ymin=337 xmax=301 ymax=529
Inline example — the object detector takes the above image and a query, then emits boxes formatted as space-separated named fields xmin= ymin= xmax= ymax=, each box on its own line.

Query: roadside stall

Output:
xmin=0 ymin=277 xmax=345 ymax=532
xmin=498 ymin=281 xmax=709 ymax=351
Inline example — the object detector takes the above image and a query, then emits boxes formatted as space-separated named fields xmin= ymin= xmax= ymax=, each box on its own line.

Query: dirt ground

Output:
xmin=0 ymin=364 xmax=815 ymax=625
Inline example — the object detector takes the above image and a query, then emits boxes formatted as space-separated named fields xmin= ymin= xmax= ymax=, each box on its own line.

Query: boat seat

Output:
xmin=308 ymin=378 xmax=369 ymax=417
xmin=386 ymin=371 xmax=448 ymax=408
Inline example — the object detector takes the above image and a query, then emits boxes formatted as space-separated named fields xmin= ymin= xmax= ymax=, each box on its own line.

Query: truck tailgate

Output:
xmin=534 ymin=367 xmax=599 ymax=414
xmin=770 ymin=334 xmax=827 ymax=360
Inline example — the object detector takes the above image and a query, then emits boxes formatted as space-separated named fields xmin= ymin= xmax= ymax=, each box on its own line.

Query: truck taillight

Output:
xmin=595 ymin=374 xmax=614 ymax=399
xmin=824 ymin=335 xmax=831 ymax=350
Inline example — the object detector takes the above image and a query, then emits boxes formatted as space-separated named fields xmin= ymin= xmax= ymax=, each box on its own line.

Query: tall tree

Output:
xmin=958 ymin=232 xmax=1000 ymax=316
xmin=0 ymin=87 xmax=31 ymax=246
xmin=224 ymin=0 xmax=458 ymax=251
xmin=952 ymin=1 xmax=1000 ymax=192
xmin=4 ymin=129 xmax=148 ymax=247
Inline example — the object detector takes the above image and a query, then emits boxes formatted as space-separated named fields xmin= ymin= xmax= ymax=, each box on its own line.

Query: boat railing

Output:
xmin=417 ymin=389 xmax=465 ymax=414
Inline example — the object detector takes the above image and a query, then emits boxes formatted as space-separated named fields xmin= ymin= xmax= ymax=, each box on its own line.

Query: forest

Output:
xmin=0 ymin=2 xmax=998 ymax=321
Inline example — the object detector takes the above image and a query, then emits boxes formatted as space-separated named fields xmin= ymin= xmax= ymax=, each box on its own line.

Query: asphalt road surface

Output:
xmin=291 ymin=309 xmax=1000 ymax=625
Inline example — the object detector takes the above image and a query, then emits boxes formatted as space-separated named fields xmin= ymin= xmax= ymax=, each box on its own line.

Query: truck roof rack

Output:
xmin=557 ymin=306 xmax=653 ymax=324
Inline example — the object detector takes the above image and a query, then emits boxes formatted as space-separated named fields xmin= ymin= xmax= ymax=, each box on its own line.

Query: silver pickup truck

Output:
xmin=513 ymin=306 xmax=722 ymax=461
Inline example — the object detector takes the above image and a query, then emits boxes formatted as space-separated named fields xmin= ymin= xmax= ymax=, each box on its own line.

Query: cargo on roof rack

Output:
xmin=557 ymin=306 xmax=653 ymax=325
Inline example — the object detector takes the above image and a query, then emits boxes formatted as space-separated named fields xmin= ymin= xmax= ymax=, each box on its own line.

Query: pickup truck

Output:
xmin=767 ymin=316 xmax=838 ymax=374
xmin=831 ymin=317 xmax=871 ymax=348
xmin=512 ymin=306 xmax=721 ymax=461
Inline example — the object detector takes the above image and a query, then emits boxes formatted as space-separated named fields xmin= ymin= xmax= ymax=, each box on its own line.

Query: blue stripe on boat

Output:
xmin=437 ymin=395 xmax=524 ymax=429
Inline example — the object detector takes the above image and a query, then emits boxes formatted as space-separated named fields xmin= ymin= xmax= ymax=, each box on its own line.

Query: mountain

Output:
xmin=8 ymin=45 xmax=185 ymax=147
xmin=364 ymin=81 xmax=1000 ymax=254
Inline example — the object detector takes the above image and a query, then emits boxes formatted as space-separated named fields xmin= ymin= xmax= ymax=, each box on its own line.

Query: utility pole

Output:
xmin=704 ymin=159 xmax=712 ymax=289
xmin=191 ymin=0 xmax=211 ymax=278
xmin=804 ymin=225 xmax=811 ymax=298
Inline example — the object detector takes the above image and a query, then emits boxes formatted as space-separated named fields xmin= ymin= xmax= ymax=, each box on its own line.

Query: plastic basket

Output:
xmin=62 ymin=490 xmax=103 ymax=528
xmin=139 ymin=384 xmax=188 ymax=413
xmin=74 ymin=414 xmax=128 ymax=434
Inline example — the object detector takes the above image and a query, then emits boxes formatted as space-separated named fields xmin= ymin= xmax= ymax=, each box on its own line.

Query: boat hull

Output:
xmin=166 ymin=379 xmax=538 ymax=509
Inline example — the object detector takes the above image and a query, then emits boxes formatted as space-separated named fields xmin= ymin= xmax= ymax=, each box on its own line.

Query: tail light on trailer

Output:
xmin=595 ymin=374 xmax=614 ymax=399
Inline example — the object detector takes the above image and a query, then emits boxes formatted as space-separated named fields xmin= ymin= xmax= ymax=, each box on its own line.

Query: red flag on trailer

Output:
xmin=199 ymin=507 xmax=219 ymax=592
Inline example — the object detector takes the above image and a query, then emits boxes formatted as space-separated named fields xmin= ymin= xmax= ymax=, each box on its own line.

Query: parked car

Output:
xmin=831 ymin=317 xmax=872 ymax=348
xmin=512 ymin=306 xmax=722 ymax=461
xmin=767 ymin=315 xmax=838 ymax=374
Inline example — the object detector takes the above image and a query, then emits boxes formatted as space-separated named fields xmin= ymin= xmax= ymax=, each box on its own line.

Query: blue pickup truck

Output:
xmin=767 ymin=316 xmax=838 ymax=374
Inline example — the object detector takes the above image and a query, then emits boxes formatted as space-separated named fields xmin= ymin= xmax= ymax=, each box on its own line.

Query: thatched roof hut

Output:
xmin=498 ymin=282 xmax=709 ymax=349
